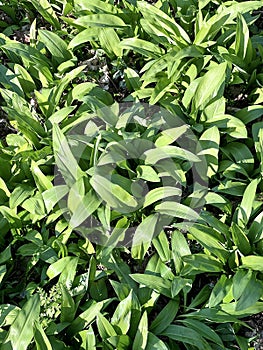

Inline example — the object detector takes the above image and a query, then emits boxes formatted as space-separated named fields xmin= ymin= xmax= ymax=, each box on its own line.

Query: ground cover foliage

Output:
xmin=0 ymin=0 xmax=263 ymax=349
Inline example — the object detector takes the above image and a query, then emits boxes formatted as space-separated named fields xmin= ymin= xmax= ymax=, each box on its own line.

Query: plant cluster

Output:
xmin=0 ymin=0 xmax=263 ymax=349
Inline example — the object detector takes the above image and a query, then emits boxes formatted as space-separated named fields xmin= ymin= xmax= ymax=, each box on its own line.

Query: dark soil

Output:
xmin=242 ymin=313 xmax=263 ymax=349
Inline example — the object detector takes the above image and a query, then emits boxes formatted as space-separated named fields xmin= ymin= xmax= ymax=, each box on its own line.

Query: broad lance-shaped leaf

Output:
xmin=111 ymin=290 xmax=140 ymax=334
xmin=67 ymin=301 xmax=106 ymax=337
xmin=69 ymin=189 xmax=102 ymax=228
xmin=97 ymin=313 xmax=117 ymax=340
xmin=74 ymin=14 xmax=128 ymax=28
xmin=131 ymin=214 xmax=159 ymax=260
xmin=160 ymin=325 xmax=210 ymax=349
xmin=179 ymin=319 xmax=224 ymax=348
xmin=198 ymin=126 xmax=220 ymax=177
xmin=68 ymin=28 xmax=101 ymax=50
xmin=0 ymin=64 xmax=24 ymax=96
xmin=144 ymin=145 xmax=200 ymax=164
xmin=28 ymin=0 xmax=60 ymax=28
xmin=34 ymin=322 xmax=52 ymax=350
xmin=38 ymin=30 xmax=73 ymax=65
xmin=132 ymin=311 xmax=148 ymax=350
xmin=189 ymin=224 xmax=229 ymax=262
xmin=235 ymin=13 xmax=250 ymax=61
xmin=145 ymin=333 xmax=169 ymax=350
xmin=193 ymin=62 xmax=227 ymax=110
xmin=194 ymin=1 xmax=263 ymax=43
xmin=2 ymin=294 xmax=40 ymax=350
xmin=155 ymin=125 xmax=189 ymax=147
xmin=235 ymin=273 xmax=263 ymax=311
xmin=150 ymin=299 xmax=179 ymax=334
xmin=99 ymin=28 xmax=122 ymax=58
xmin=155 ymin=202 xmax=199 ymax=222
xmin=130 ymin=274 xmax=172 ymax=298
xmin=181 ymin=254 xmax=224 ymax=275
xmin=53 ymin=124 xmax=86 ymax=187
xmin=231 ymin=223 xmax=251 ymax=255
xmin=90 ymin=174 xmax=138 ymax=211
xmin=42 ymin=185 xmax=69 ymax=213
xmin=237 ymin=178 xmax=258 ymax=227
xmin=137 ymin=1 xmax=191 ymax=47
xmin=74 ymin=0 xmax=118 ymax=13
xmin=241 ymin=256 xmax=263 ymax=272
xmin=120 ymin=38 xmax=164 ymax=59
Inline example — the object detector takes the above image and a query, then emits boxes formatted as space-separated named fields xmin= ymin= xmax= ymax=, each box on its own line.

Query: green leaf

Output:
xmin=160 ymin=325 xmax=210 ymax=349
xmin=144 ymin=145 xmax=200 ymax=164
xmin=198 ymin=126 xmax=220 ymax=177
xmin=2 ymin=294 xmax=40 ymax=350
xmin=149 ymin=78 xmax=173 ymax=105
xmin=53 ymin=124 xmax=86 ymax=187
xmin=34 ymin=322 xmax=52 ymax=350
xmin=69 ymin=189 xmax=102 ymax=228
xmin=67 ymin=301 xmax=105 ymax=337
xmin=22 ymin=195 xmax=46 ymax=217
xmin=68 ymin=28 xmax=101 ymax=50
xmin=150 ymin=299 xmax=179 ymax=334
xmin=125 ymin=68 xmax=142 ymax=91
xmin=38 ymin=30 xmax=72 ymax=65
xmin=137 ymin=1 xmax=191 ymax=47
xmin=130 ymin=274 xmax=172 ymax=298
xmin=208 ymin=275 xmax=232 ymax=308
xmin=97 ymin=313 xmax=117 ymax=340
xmin=220 ymin=302 xmax=263 ymax=317
xmin=241 ymin=256 xmax=263 ymax=272
xmin=171 ymin=230 xmax=191 ymax=274
xmin=179 ymin=319 xmax=224 ymax=347
xmin=120 ymin=38 xmax=164 ymax=59
xmin=193 ymin=62 xmax=227 ymax=110
xmin=222 ymin=142 xmax=254 ymax=174
xmin=233 ymin=269 xmax=252 ymax=300
xmin=90 ymin=174 xmax=138 ymax=211
xmin=205 ymin=114 xmax=247 ymax=139
xmin=60 ymin=284 xmax=76 ymax=323
xmin=75 ymin=14 xmax=128 ymax=28
xmin=31 ymin=160 xmax=53 ymax=192
xmin=231 ymin=223 xmax=251 ymax=255
xmin=235 ymin=14 xmax=250 ymax=61
xmin=189 ymin=225 xmax=229 ymax=262
xmin=99 ymin=28 xmax=122 ymax=57
xmin=155 ymin=202 xmax=199 ymax=222
xmin=42 ymin=185 xmax=69 ymax=213
xmin=28 ymin=0 xmax=60 ymax=28
xmin=111 ymin=294 xmax=131 ymax=333
xmin=143 ymin=187 xmax=181 ymax=209
xmin=132 ymin=214 xmax=159 ymax=260
xmin=152 ymin=231 xmax=170 ymax=262
xmin=13 ymin=64 xmax=36 ymax=94
xmin=237 ymin=179 xmax=258 ymax=227
xmin=181 ymin=254 xmax=224 ymax=275
xmin=78 ymin=327 xmax=96 ymax=350
xmin=0 ymin=305 xmax=20 ymax=327
xmin=0 ymin=64 xmax=24 ymax=96
xmin=1 ymin=41 xmax=51 ymax=72
xmin=0 ymin=245 xmax=12 ymax=264
xmin=235 ymin=273 xmax=263 ymax=311
xmin=47 ymin=256 xmax=79 ymax=288
xmin=136 ymin=165 xmax=160 ymax=182
xmin=236 ymin=105 xmax=263 ymax=124
xmin=0 ymin=265 xmax=6 ymax=285
xmin=194 ymin=1 xmax=263 ymax=44
xmin=155 ymin=125 xmax=188 ymax=147
xmin=132 ymin=311 xmax=148 ymax=350
xmin=145 ymin=333 xmax=169 ymax=350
